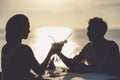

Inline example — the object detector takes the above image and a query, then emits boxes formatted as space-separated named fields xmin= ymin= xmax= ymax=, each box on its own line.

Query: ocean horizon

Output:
xmin=0 ymin=28 xmax=120 ymax=72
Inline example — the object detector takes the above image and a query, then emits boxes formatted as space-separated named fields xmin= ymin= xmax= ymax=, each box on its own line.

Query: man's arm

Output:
xmin=57 ymin=52 xmax=73 ymax=68
xmin=57 ymin=43 xmax=91 ymax=69
xmin=57 ymin=48 xmax=87 ymax=69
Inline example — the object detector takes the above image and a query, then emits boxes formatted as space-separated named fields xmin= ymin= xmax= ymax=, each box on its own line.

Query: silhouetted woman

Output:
xmin=1 ymin=14 xmax=61 ymax=80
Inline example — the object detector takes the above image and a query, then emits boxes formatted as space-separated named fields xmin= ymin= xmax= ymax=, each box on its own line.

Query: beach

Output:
xmin=42 ymin=67 xmax=120 ymax=80
xmin=0 ymin=67 xmax=120 ymax=80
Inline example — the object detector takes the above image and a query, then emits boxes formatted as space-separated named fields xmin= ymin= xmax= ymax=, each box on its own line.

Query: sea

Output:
xmin=0 ymin=28 xmax=120 ymax=72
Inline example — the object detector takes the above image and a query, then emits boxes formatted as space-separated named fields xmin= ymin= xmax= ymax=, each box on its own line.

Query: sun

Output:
xmin=40 ymin=0 xmax=68 ymax=6
xmin=32 ymin=26 xmax=75 ymax=63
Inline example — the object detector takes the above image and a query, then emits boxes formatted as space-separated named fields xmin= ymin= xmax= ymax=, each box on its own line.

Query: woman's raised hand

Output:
xmin=49 ymin=42 xmax=64 ymax=55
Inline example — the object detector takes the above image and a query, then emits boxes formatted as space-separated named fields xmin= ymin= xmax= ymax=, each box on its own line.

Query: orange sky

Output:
xmin=0 ymin=0 xmax=120 ymax=29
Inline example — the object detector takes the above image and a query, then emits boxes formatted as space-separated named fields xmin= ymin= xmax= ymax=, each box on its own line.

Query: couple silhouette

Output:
xmin=1 ymin=14 xmax=120 ymax=80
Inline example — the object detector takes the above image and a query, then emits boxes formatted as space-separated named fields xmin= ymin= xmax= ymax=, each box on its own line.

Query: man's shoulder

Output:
xmin=106 ymin=40 xmax=118 ymax=47
xmin=85 ymin=42 xmax=93 ymax=47
xmin=82 ymin=42 xmax=93 ymax=50
xmin=105 ymin=40 xmax=119 ymax=52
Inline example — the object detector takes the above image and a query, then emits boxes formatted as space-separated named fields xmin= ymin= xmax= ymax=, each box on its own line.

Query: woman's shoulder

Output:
xmin=2 ymin=43 xmax=33 ymax=54
xmin=20 ymin=44 xmax=31 ymax=48
xmin=18 ymin=44 xmax=32 ymax=51
xmin=2 ymin=43 xmax=31 ymax=48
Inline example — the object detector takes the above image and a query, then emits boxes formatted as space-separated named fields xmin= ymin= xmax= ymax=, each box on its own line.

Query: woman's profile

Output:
xmin=1 ymin=14 xmax=62 ymax=80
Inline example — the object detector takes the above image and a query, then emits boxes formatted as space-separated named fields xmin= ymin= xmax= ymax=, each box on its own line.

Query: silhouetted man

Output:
xmin=56 ymin=17 xmax=120 ymax=73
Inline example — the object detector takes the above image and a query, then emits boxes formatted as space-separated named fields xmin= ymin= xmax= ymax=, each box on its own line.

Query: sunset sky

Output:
xmin=0 ymin=0 xmax=120 ymax=29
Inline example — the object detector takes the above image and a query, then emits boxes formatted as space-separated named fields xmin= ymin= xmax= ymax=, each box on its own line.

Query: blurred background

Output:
xmin=0 ymin=0 xmax=120 ymax=71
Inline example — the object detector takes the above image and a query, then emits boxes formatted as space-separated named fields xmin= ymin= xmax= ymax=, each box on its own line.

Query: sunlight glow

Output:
xmin=33 ymin=27 xmax=75 ymax=63
xmin=40 ymin=0 xmax=67 ymax=5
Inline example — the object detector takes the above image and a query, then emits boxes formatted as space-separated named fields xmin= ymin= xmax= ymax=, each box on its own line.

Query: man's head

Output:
xmin=87 ymin=17 xmax=108 ymax=42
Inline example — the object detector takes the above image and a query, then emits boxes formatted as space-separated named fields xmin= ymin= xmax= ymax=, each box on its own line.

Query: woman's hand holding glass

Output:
xmin=49 ymin=42 xmax=64 ymax=55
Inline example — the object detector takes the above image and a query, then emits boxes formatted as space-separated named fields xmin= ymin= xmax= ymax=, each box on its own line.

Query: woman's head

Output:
xmin=6 ymin=14 xmax=30 ymax=44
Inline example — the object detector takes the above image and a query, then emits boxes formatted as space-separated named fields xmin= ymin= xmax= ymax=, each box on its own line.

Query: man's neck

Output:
xmin=92 ymin=37 xmax=106 ymax=44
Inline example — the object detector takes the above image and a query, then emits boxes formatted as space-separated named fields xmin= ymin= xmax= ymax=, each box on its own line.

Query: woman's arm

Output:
xmin=24 ymin=45 xmax=45 ymax=75
xmin=25 ymin=43 xmax=63 ymax=75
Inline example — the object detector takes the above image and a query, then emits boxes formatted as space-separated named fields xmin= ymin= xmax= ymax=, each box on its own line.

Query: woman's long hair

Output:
xmin=6 ymin=14 xmax=29 ymax=44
